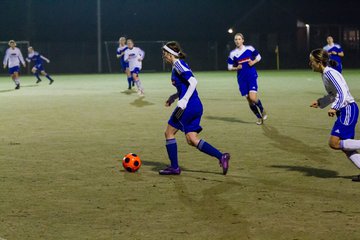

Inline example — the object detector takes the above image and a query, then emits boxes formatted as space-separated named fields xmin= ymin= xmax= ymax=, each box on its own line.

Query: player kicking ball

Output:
xmin=159 ymin=41 xmax=230 ymax=175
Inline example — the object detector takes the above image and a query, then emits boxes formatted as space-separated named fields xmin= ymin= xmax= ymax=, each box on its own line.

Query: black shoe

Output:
xmin=36 ymin=79 xmax=42 ymax=84
xmin=352 ymin=175 xmax=360 ymax=182
xmin=49 ymin=79 xmax=54 ymax=85
xmin=15 ymin=84 xmax=20 ymax=90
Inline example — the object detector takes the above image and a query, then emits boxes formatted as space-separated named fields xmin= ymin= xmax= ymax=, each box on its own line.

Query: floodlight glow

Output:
xmin=228 ymin=28 xmax=233 ymax=34
xmin=305 ymin=24 xmax=310 ymax=28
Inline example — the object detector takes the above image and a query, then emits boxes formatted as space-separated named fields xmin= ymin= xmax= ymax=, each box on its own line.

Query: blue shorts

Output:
xmin=120 ymin=59 xmax=129 ymax=72
xmin=168 ymin=102 xmax=203 ymax=134
xmin=237 ymin=73 xmax=258 ymax=96
xmin=331 ymin=102 xmax=359 ymax=139
xmin=131 ymin=67 xmax=141 ymax=76
xmin=9 ymin=66 xmax=20 ymax=74
xmin=34 ymin=64 xmax=45 ymax=72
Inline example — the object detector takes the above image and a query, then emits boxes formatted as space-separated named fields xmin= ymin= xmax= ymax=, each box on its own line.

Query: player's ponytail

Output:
xmin=164 ymin=41 xmax=186 ymax=59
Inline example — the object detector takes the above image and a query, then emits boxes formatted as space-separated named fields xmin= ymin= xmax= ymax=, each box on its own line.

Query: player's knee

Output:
xmin=41 ymin=71 xmax=46 ymax=75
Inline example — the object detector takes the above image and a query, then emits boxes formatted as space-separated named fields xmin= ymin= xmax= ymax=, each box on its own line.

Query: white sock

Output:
xmin=341 ymin=139 xmax=360 ymax=151
xmin=344 ymin=151 xmax=360 ymax=169
xmin=14 ymin=78 xmax=20 ymax=85
xmin=135 ymin=80 xmax=143 ymax=91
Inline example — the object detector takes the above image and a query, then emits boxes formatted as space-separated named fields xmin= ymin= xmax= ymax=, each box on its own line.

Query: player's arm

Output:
xmin=116 ymin=49 xmax=122 ymax=59
xmin=248 ymin=49 xmax=261 ymax=67
xmin=123 ymin=50 xmax=129 ymax=62
xmin=177 ymin=75 xmax=197 ymax=110
xmin=337 ymin=51 xmax=344 ymax=57
xmin=227 ymin=56 xmax=241 ymax=71
xmin=310 ymin=95 xmax=335 ymax=109
xmin=165 ymin=93 xmax=179 ymax=107
xmin=18 ymin=50 xmax=26 ymax=67
xmin=138 ymin=48 xmax=145 ymax=61
xmin=3 ymin=50 xmax=9 ymax=68
xmin=41 ymin=55 xmax=50 ymax=63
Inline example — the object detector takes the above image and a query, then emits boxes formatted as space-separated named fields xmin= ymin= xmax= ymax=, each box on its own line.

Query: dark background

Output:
xmin=1 ymin=0 xmax=359 ymax=73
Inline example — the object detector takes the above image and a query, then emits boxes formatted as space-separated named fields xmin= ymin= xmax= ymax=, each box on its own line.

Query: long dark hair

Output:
xmin=164 ymin=41 xmax=186 ymax=59
xmin=310 ymin=48 xmax=338 ymax=68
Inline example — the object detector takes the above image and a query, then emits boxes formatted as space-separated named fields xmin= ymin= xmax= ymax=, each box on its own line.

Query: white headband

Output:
xmin=163 ymin=45 xmax=179 ymax=57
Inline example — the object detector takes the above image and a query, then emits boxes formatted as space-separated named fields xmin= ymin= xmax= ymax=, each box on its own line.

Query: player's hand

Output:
xmin=310 ymin=101 xmax=319 ymax=108
xmin=328 ymin=108 xmax=337 ymax=117
xmin=23 ymin=63 xmax=26 ymax=68
xmin=234 ymin=64 xmax=242 ymax=70
xmin=47 ymin=60 xmax=50 ymax=63
xmin=177 ymin=98 xmax=188 ymax=110
xmin=248 ymin=60 xmax=256 ymax=66
xmin=331 ymin=51 xmax=337 ymax=55
xmin=3 ymin=65 xmax=6 ymax=69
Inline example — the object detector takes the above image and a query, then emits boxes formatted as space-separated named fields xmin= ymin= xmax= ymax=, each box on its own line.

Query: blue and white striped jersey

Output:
xmin=319 ymin=66 xmax=354 ymax=110
xmin=227 ymin=45 xmax=261 ymax=77
xmin=323 ymin=44 xmax=343 ymax=64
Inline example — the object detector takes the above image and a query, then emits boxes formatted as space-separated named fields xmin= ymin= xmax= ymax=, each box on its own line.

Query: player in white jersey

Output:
xmin=124 ymin=39 xmax=145 ymax=95
xmin=116 ymin=37 xmax=132 ymax=89
xmin=2 ymin=40 xmax=26 ymax=89
xmin=309 ymin=48 xmax=360 ymax=182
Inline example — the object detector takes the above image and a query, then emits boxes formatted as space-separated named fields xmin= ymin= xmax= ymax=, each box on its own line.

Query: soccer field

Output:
xmin=1 ymin=70 xmax=360 ymax=240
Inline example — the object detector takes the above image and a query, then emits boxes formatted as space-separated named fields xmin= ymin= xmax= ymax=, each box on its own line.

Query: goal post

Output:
xmin=0 ymin=40 xmax=31 ymax=74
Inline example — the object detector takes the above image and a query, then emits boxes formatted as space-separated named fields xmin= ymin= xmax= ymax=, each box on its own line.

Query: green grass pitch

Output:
xmin=1 ymin=70 xmax=360 ymax=239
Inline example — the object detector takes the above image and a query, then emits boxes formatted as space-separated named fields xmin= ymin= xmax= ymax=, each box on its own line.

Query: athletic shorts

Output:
xmin=120 ymin=59 xmax=129 ymax=72
xmin=9 ymin=66 xmax=20 ymax=74
xmin=131 ymin=67 xmax=141 ymax=76
xmin=168 ymin=102 xmax=203 ymax=134
xmin=34 ymin=64 xmax=45 ymax=72
xmin=331 ymin=102 xmax=359 ymax=139
xmin=237 ymin=73 xmax=258 ymax=96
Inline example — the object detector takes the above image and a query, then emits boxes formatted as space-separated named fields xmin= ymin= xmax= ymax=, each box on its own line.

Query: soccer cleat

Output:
xmin=49 ymin=79 xmax=54 ymax=85
xmin=15 ymin=84 xmax=20 ymax=90
xmin=256 ymin=118 xmax=263 ymax=125
xmin=36 ymin=79 xmax=42 ymax=84
xmin=159 ymin=166 xmax=181 ymax=175
xmin=352 ymin=175 xmax=360 ymax=182
xmin=219 ymin=153 xmax=230 ymax=175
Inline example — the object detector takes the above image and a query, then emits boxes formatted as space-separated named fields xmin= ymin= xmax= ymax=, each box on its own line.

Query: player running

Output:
xmin=309 ymin=48 xmax=360 ymax=182
xmin=116 ymin=37 xmax=132 ymax=89
xmin=26 ymin=46 xmax=54 ymax=84
xmin=2 ymin=40 xmax=26 ymax=89
xmin=159 ymin=41 xmax=230 ymax=175
xmin=227 ymin=33 xmax=267 ymax=125
xmin=124 ymin=39 xmax=145 ymax=95
xmin=323 ymin=36 xmax=344 ymax=73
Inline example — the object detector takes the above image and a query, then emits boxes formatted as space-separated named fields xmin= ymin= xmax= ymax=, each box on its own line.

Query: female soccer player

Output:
xmin=2 ymin=40 xmax=26 ymax=89
xmin=116 ymin=37 xmax=132 ymax=89
xmin=309 ymin=48 xmax=360 ymax=182
xmin=124 ymin=39 xmax=145 ymax=95
xmin=323 ymin=36 xmax=344 ymax=73
xmin=227 ymin=33 xmax=267 ymax=125
xmin=26 ymin=46 xmax=54 ymax=84
xmin=159 ymin=41 xmax=230 ymax=175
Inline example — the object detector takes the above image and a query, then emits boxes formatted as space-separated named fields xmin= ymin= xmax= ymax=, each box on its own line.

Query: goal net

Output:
xmin=0 ymin=40 xmax=31 ymax=74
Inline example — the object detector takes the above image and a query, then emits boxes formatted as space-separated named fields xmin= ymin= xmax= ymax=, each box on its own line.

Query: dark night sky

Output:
xmin=0 ymin=0 xmax=359 ymax=43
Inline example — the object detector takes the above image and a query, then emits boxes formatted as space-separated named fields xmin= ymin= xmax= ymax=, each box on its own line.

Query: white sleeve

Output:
xmin=124 ymin=50 xmax=129 ymax=62
xmin=3 ymin=49 xmax=9 ymax=65
xmin=18 ymin=50 xmax=25 ymax=65
xmin=139 ymin=48 xmax=145 ymax=60
xmin=180 ymin=76 xmax=197 ymax=102
xmin=227 ymin=64 xmax=233 ymax=71
xmin=255 ymin=54 xmax=261 ymax=62
xmin=41 ymin=55 xmax=50 ymax=62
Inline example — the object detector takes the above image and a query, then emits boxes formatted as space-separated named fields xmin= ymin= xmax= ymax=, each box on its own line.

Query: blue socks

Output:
xmin=35 ymin=73 xmax=41 ymax=81
xmin=166 ymin=138 xmax=178 ymax=168
xmin=256 ymin=99 xmax=264 ymax=113
xmin=197 ymin=139 xmax=222 ymax=160
xmin=45 ymin=74 xmax=53 ymax=81
xmin=127 ymin=77 xmax=132 ymax=89
xmin=249 ymin=103 xmax=262 ymax=118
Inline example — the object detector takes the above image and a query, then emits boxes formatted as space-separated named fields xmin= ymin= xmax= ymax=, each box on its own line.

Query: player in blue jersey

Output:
xmin=26 ymin=47 xmax=54 ymax=84
xmin=309 ymin=49 xmax=360 ymax=182
xmin=228 ymin=33 xmax=267 ymax=125
xmin=159 ymin=41 xmax=230 ymax=175
xmin=116 ymin=37 xmax=133 ymax=89
xmin=2 ymin=40 xmax=26 ymax=89
xmin=323 ymin=36 xmax=344 ymax=73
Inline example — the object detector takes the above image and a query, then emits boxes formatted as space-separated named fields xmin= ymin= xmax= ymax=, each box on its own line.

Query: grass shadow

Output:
xmin=205 ymin=116 xmax=253 ymax=124
xmin=121 ymin=89 xmax=137 ymax=95
xmin=0 ymin=89 xmax=15 ymax=93
xmin=130 ymin=96 xmax=154 ymax=108
xmin=22 ymin=84 xmax=39 ymax=88
xmin=270 ymin=165 xmax=354 ymax=179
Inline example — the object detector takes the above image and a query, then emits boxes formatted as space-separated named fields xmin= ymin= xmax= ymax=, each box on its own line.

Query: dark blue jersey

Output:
xmin=171 ymin=59 xmax=201 ymax=105
xmin=27 ymin=51 xmax=44 ymax=66
xmin=323 ymin=44 xmax=343 ymax=65
xmin=227 ymin=45 xmax=261 ymax=79
xmin=117 ymin=46 xmax=128 ymax=62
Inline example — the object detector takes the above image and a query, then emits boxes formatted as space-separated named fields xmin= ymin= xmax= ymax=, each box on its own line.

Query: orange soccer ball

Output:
xmin=122 ymin=153 xmax=141 ymax=172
